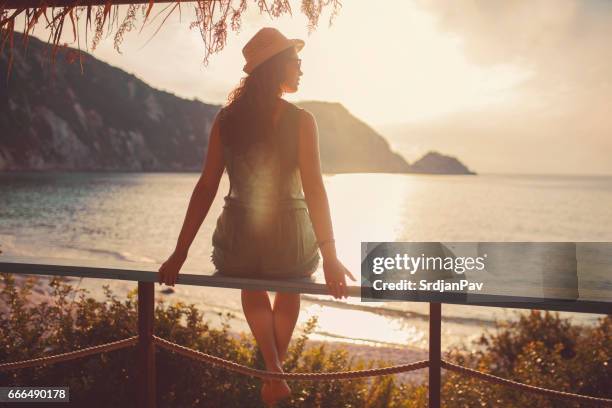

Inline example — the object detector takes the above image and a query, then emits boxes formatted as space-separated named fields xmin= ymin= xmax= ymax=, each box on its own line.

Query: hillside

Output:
xmin=296 ymin=101 xmax=410 ymax=173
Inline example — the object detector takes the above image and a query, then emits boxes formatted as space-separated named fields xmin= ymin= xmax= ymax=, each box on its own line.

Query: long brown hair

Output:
xmin=219 ymin=47 xmax=296 ymax=152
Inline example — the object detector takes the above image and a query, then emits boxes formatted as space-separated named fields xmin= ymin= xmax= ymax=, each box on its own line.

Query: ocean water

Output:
xmin=1 ymin=172 xmax=611 ymax=351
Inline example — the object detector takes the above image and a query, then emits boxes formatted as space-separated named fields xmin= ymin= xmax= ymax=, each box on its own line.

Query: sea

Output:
xmin=1 ymin=172 xmax=611 ymax=351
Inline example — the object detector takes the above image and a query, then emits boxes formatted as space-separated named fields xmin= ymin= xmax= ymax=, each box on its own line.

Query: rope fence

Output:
xmin=441 ymin=360 xmax=612 ymax=407
xmin=0 ymin=336 xmax=138 ymax=371
xmin=1 ymin=333 xmax=610 ymax=406
xmin=153 ymin=335 xmax=612 ymax=406
xmin=153 ymin=335 xmax=429 ymax=380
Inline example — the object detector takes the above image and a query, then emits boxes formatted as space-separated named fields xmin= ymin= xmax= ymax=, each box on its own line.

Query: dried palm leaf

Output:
xmin=0 ymin=0 xmax=341 ymax=79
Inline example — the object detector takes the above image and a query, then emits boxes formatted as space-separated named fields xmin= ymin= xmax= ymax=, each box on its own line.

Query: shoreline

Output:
xmin=302 ymin=339 xmax=429 ymax=384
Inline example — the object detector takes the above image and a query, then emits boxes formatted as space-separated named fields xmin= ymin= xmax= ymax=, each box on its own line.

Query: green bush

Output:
xmin=437 ymin=310 xmax=611 ymax=408
xmin=1 ymin=273 xmax=610 ymax=407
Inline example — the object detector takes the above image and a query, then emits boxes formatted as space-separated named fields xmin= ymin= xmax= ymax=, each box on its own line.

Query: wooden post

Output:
xmin=138 ymin=282 xmax=156 ymax=408
xmin=429 ymin=302 xmax=441 ymax=408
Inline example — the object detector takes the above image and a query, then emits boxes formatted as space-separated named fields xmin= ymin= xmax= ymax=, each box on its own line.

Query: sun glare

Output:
xmin=264 ymin=1 xmax=532 ymax=124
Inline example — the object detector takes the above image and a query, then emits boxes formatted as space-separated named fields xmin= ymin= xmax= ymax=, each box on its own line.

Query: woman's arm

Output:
xmin=158 ymin=113 xmax=225 ymax=286
xmin=174 ymin=113 xmax=225 ymax=255
xmin=297 ymin=111 xmax=336 ymax=260
xmin=298 ymin=110 xmax=355 ymax=298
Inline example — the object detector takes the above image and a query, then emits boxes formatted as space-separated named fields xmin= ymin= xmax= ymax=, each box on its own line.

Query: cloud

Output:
xmin=419 ymin=0 xmax=612 ymax=113
xmin=402 ymin=0 xmax=612 ymax=174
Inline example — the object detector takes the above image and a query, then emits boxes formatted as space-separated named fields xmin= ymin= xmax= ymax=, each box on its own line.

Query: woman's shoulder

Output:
xmin=282 ymin=100 xmax=315 ymax=124
xmin=217 ymin=105 xmax=231 ymax=121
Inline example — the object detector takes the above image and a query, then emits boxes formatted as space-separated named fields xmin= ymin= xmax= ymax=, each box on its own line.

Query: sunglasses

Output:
xmin=287 ymin=58 xmax=302 ymax=69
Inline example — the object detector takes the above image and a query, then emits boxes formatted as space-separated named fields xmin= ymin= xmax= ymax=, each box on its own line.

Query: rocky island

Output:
xmin=409 ymin=151 xmax=476 ymax=175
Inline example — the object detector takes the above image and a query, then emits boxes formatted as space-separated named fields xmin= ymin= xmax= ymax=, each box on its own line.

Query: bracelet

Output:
xmin=317 ymin=238 xmax=335 ymax=249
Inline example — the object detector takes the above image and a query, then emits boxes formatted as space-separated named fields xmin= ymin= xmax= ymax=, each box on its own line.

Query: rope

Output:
xmin=0 ymin=336 xmax=138 ymax=371
xmin=441 ymin=360 xmax=612 ymax=407
xmin=2 ymin=333 xmax=609 ymax=407
xmin=153 ymin=335 xmax=429 ymax=380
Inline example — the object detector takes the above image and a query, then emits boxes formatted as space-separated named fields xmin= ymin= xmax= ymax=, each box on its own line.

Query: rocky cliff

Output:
xmin=0 ymin=33 xmax=218 ymax=171
xmin=296 ymin=101 xmax=411 ymax=173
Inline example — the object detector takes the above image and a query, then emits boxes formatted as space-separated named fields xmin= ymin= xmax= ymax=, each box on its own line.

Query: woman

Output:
xmin=158 ymin=27 xmax=355 ymax=406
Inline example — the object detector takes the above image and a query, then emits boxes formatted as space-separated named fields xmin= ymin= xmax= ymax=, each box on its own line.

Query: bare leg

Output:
xmin=241 ymin=290 xmax=291 ymax=405
xmin=272 ymin=292 xmax=301 ymax=363
xmin=241 ymin=289 xmax=282 ymax=370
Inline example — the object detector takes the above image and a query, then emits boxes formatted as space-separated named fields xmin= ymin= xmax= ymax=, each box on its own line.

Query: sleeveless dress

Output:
xmin=210 ymin=102 xmax=321 ymax=279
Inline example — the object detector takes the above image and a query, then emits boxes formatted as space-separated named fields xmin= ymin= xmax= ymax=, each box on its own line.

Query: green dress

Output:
xmin=211 ymin=102 xmax=320 ymax=279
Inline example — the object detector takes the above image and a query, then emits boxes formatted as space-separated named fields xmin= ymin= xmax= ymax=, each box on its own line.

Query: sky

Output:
xmin=79 ymin=0 xmax=532 ymax=125
xmin=21 ymin=0 xmax=612 ymax=175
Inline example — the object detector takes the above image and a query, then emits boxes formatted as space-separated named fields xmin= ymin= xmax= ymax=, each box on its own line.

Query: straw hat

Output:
xmin=242 ymin=27 xmax=304 ymax=74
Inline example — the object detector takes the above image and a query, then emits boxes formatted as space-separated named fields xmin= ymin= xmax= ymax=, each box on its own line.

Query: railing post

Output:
xmin=138 ymin=281 xmax=156 ymax=408
xmin=429 ymin=302 xmax=441 ymax=408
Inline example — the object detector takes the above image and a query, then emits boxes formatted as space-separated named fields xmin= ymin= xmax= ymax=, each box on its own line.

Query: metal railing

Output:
xmin=1 ymin=257 xmax=611 ymax=408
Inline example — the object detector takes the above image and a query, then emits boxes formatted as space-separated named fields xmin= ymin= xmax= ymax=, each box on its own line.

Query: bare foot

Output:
xmin=261 ymin=380 xmax=275 ymax=406
xmin=261 ymin=380 xmax=291 ymax=407
xmin=268 ymin=379 xmax=291 ymax=404
xmin=260 ymin=367 xmax=291 ymax=406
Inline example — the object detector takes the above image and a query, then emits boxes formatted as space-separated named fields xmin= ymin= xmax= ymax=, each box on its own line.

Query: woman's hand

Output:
xmin=322 ymin=257 xmax=356 ymax=299
xmin=158 ymin=250 xmax=187 ymax=287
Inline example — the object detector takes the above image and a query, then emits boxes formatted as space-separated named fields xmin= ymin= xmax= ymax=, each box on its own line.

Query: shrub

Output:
xmin=439 ymin=310 xmax=611 ymax=408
